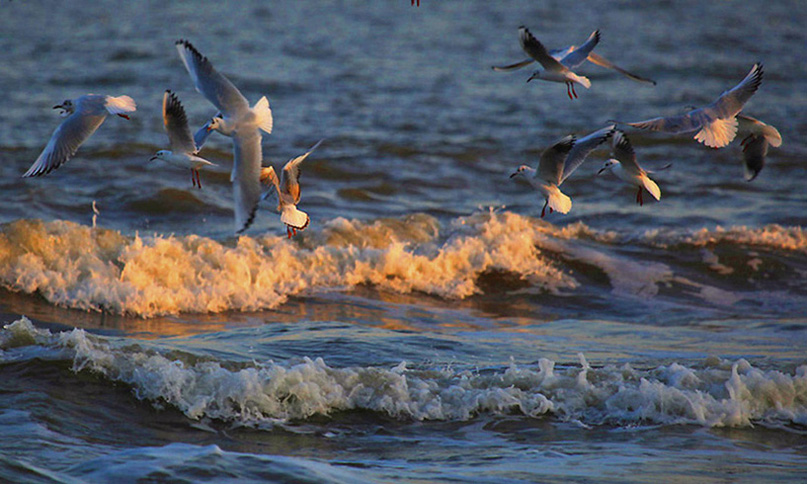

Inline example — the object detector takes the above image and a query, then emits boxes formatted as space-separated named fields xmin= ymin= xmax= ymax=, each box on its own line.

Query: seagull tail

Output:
xmin=104 ymin=95 xmax=137 ymax=116
xmin=760 ymin=124 xmax=782 ymax=147
xmin=252 ymin=96 xmax=274 ymax=135
xmin=571 ymin=73 xmax=591 ymax=89
xmin=281 ymin=205 xmax=310 ymax=231
xmin=641 ymin=175 xmax=661 ymax=201
xmin=694 ymin=117 xmax=738 ymax=148
xmin=547 ymin=187 xmax=572 ymax=214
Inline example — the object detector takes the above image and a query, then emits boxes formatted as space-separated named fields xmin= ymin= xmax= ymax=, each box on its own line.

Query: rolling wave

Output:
xmin=1 ymin=212 xmax=805 ymax=318
xmin=2 ymin=317 xmax=805 ymax=428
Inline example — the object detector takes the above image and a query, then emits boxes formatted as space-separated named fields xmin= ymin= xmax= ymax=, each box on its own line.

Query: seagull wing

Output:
xmin=610 ymin=130 xmax=642 ymax=175
xmin=23 ymin=108 xmax=106 ymax=177
xmin=491 ymin=58 xmax=535 ymax=72
xmin=586 ymin=52 xmax=657 ymax=85
xmin=741 ymin=134 xmax=768 ymax=182
xmin=519 ymin=26 xmax=567 ymax=72
xmin=704 ymin=63 xmax=763 ymax=120
xmin=561 ymin=125 xmax=615 ymax=183
xmin=162 ymin=90 xmax=197 ymax=153
xmin=232 ymin=130 xmax=262 ymax=234
xmin=175 ymin=39 xmax=250 ymax=118
xmin=625 ymin=111 xmax=705 ymax=134
xmin=559 ymin=30 xmax=600 ymax=69
xmin=281 ymin=139 xmax=323 ymax=204
xmin=192 ymin=112 xmax=221 ymax=151
xmin=538 ymin=134 xmax=576 ymax=186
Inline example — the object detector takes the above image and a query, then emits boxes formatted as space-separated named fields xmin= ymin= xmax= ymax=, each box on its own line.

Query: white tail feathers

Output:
xmin=641 ymin=175 xmax=661 ymax=201
xmin=104 ymin=95 xmax=137 ymax=116
xmin=547 ymin=187 xmax=572 ymax=214
xmin=252 ymin=96 xmax=273 ymax=135
xmin=572 ymin=74 xmax=592 ymax=89
xmin=761 ymin=124 xmax=782 ymax=147
xmin=281 ymin=205 xmax=310 ymax=230
xmin=695 ymin=117 xmax=738 ymax=148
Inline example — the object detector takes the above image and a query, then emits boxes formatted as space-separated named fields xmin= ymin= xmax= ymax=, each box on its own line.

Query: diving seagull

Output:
xmin=513 ymin=26 xmax=596 ymax=100
xmin=23 ymin=94 xmax=136 ymax=177
xmin=619 ymin=63 xmax=763 ymax=148
xmin=261 ymin=139 xmax=323 ymax=238
xmin=598 ymin=130 xmax=662 ymax=206
xmin=150 ymin=90 xmax=217 ymax=189
xmin=735 ymin=114 xmax=782 ymax=182
xmin=493 ymin=29 xmax=656 ymax=86
xmin=175 ymin=39 xmax=274 ymax=234
xmin=511 ymin=125 xmax=615 ymax=217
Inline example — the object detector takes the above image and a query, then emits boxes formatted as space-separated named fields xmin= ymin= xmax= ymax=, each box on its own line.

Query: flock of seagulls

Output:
xmin=23 ymin=40 xmax=317 ymax=237
xmin=22 ymin=26 xmax=783 ymax=231
xmin=497 ymin=26 xmax=782 ymax=214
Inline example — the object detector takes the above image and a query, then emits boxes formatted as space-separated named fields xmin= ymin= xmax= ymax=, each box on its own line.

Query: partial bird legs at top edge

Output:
xmin=636 ymin=187 xmax=644 ymax=206
xmin=541 ymin=199 xmax=548 ymax=218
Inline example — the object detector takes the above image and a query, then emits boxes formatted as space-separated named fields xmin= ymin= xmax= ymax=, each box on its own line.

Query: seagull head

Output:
xmin=526 ymin=70 xmax=543 ymax=83
xmin=149 ymin=150 xmax=170 ymax=162
xmin=598 ymin=159 xmax=619 ymax=175
xmin=53 ymin=99 xmax=75 ymax=117
xmin=207 ymin=116 xmax=225 ymax=132
xmin=510 ymin=165 xmax=534 ymax=178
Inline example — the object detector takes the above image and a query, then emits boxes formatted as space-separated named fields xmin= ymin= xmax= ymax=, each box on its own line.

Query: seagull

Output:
xmin=513 ymin=26 xmax=596 ymax=100
xmin=511 ymin=125 xmax=615 ymax=217
xmin=23 ymin=94 xmax=136 ymax=177
xmin=150 ymin=90 xmax=217 ymax=189
xmin=493 ymin=29 xmax=656 ymax=86
xmin=619 ymin=63 xmax=763 ymax=148
xmin=598 ymin=130 xmax=661 ymax=206
xmin=175 ymin=39 xmax=274 ymax=234
xmin=260 ymin=140 xmax=323 ymax=238
xmin=736 ymin=114 xmax=782 ymax=181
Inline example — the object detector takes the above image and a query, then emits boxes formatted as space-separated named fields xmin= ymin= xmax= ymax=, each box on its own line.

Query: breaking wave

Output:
xmin=1 ymin=213 xmax=806 ymax=317
xmin=2 ymin=317 xmax=806 ymax=428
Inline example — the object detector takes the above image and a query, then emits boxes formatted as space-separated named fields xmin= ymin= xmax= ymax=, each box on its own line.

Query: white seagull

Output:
xmin=260 ymin=140 xmax=323 ymax=238
xmin=23 ymin=94 xmax=136 ymax=177
xmin=511 ymin=125 xmax=615 ymax=217
xmin=621 ymin=63 xmax=763 ymax=148
xmin=493 ymin=29 xmax=656 ymax=86
xmin=736 ymin=114 xmax=782 ymax=181
xmin=598 ymin=130 xmax=661 ymax=206
xmin=150 ymin=90 xmax=217 ymax=189
xmin=175 ymin=39 xmax=274 ymax=234
xmin=512 ymin=26 xmax=598 ymax=100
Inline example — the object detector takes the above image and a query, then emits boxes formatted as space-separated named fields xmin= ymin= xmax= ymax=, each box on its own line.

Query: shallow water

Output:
xmin=2 ymin=0 xmax=807 ymax=482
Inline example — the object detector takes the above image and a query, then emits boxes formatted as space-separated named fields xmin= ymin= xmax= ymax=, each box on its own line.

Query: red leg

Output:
xmin=566 ymin=82 xmax=573 ymax=100
xmin=571 ymin=83 xmax=578 ymax=99
xmin=117 ymin=114 xmax=130 ymax=120
xmin=191 ymin=170 xmax=197 ymax=188
xmin=549 ymin=207 xmax=554 ymax=214
xmin=287 ymin=226 xmax=292 ymax=239
xmin=636 ymin=187 xmax=644 ymax=206
xmin=541 ymin=199 xmax=548 ymax=218
xmin=196 ymin=169 xmax=203 ymax=189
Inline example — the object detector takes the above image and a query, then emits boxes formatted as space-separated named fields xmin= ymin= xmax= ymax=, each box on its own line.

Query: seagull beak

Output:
xmin=509 ymin=172 xmax=519 ymax=178
xmin=52 ymin=104 xmax=63 ymax=110
xmin=149 ymin=156 xmax=158 ymax=162
xmin=597 ymin=167 xmax=607 ymax=175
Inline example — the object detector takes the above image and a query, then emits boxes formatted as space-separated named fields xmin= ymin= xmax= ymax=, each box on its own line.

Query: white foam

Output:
xmin=3 ymin=318 xmax=806 ymax=428
xmin=0 ymin=214 xmax=577 ymax=317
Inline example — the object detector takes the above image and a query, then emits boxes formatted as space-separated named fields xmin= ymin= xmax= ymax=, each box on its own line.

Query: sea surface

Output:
xmin=1 ymin=1 xmax=806 ymax=482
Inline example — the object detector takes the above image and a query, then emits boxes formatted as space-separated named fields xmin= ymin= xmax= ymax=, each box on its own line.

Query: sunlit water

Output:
xmin=1 ymin=1 xmax=806 ymax=482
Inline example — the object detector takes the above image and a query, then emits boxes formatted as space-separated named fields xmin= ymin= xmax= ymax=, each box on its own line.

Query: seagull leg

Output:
xmin=566 ymin=82 xmax=573 ymax=101
xmin=541 ymin=199 xmax=548 ymax=218
xmin=117 ymin=114 xmax=130 ymax=120
xmin=287 ymin=226 xmax=292 ymax=239
xmin=191 ymin=170 xmax=197 ymax=188
xmin=636 ymin=187 xmax=644 ymax=206
xmin=571 ymin=83 xmax=578 ymax=99
xmin=196 ymin=170 xmax=203 ymax=189
xmin=549 ymin=207 xmax=554 ymax=214
xmin=740 ymin=134 xmax=753 ymax=147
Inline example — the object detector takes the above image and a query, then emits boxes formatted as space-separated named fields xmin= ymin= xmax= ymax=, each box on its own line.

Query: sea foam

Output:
xmin=3 ymin=317 xmax=806 ymax=428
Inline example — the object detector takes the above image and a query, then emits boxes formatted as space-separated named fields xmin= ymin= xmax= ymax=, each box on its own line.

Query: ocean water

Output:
xmin=1 ymin=0 xmax=807 ymax=482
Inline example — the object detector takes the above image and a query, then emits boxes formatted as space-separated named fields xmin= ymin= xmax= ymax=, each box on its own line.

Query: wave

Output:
xmin=3 ymin=317 xmax=806 ymax=429
xmin=1 ymin=213 xmax=806 ymax=317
